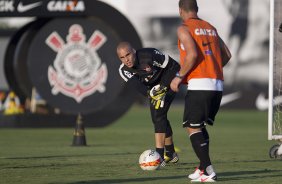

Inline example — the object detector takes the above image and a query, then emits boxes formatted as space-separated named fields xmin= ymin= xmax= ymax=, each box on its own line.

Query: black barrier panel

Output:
xmin=4 ymin=21 xmax=35 ymax=101
xmin=27 ymin=17 xmax=127 ymax=114
xmin=5 ymin=19 xmax=51 ymax=99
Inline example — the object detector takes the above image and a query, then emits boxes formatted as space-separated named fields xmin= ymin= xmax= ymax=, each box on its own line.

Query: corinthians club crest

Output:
xmin=46 ymin=24 xmax=108 ymax=103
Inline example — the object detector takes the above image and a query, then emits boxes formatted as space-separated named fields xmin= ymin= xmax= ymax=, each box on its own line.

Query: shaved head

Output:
xmin=117 ymin=42 xmax=132 ymax=53
xmin=116 ymin=42 xmax=136 ymax=68
xmin=179 ymin=0 xmax=198 ymax=13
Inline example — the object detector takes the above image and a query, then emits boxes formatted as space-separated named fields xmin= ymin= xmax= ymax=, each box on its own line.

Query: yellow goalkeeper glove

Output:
xmin=149 ymin=84 xmax=167 ymax=109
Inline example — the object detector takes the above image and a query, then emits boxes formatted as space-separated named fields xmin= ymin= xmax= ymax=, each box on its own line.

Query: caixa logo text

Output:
xmin=47 ymin=0 xmax=85 ymax=12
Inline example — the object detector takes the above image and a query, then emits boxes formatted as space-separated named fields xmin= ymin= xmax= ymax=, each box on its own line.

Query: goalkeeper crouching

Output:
xmin=116 ymin=42 xmax=181 ymax=166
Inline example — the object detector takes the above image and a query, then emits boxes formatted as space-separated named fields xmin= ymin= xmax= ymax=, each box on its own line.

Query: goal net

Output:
xmin=269 ymin=0 xmax=282 ymax=140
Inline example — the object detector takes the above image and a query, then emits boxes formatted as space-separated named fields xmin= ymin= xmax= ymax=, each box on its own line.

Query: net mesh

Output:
xmin=273 ymin=0 xmax=282 ymax=137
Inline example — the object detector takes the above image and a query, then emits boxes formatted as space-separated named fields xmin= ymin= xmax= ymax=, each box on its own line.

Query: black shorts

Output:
xmin=149 ymin=89 xmax=175 ymax=134
xmin=182 ymin=90 xmax=222 ymax=128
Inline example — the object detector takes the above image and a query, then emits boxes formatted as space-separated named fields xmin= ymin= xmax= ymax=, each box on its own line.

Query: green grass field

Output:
xmin=0 ymin=105 xmax=281 ymax=184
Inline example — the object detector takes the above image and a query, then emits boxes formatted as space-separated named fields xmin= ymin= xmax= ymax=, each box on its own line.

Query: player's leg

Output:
xmin=183 ymin=90 xmax=217 ymax=182
xmin=164 ymin=123 xmax=179 ymax=163
xmin=150 ymin=99 xmax=166 ymax=163
xmin=187 ymin=127 xmax=217 ymax=182
xmin=191 ymin=91 xmax=221 ymax=182
xmin=201 ymin=126 xmax=210 ymax=154
xmin=150 ymin=89 xmax=177 ymax=164
xmin=163 ymin=90 xmax=179 ymax=163
xmin=203 ymin=90 xmax=222 ymax=156
xmin=154 ymin=132 xmax=166 ymax=165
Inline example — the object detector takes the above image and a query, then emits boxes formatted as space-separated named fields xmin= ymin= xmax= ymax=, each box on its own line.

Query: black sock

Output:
xmin=156 ymin=148 xmax=164 ymax=160
xmin=202 ymin=127 xmax=210 ymax=153
xmin=165 ymin=144 xmax=175 ymax=158
xmin=190 ymin=131 xmax=211 ymax=173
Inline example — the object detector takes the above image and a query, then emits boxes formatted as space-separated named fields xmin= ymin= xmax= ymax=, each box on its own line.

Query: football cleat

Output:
xmin=190 ymin=172 xmax=217 ymax=182
xmin=165 ymin=152 xmax=179 ymax=163
xmin=188 ymin=167 xmax=202 ymax=180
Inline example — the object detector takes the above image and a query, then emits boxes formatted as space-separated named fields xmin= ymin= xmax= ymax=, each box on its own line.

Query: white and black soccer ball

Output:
xmin=139 ymin=149 xmax=161 ymax=170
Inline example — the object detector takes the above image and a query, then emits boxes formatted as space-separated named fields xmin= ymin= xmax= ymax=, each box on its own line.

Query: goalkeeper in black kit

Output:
xmin=116 ymin=42 xmax=180 ymax=166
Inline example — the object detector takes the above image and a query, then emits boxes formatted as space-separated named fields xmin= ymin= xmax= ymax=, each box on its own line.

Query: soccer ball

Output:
xmin=139 ymin=149 xmax=161 ymax=170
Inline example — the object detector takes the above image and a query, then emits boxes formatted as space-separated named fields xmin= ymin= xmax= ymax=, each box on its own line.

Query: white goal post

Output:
xmin=268 ymin=0 xmax=282 ymax=141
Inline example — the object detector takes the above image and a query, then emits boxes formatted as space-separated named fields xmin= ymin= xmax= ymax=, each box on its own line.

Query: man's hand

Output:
xmin=149 ymin=84 xmax=167 ymax=109
xmin=170 ymin=77 xmax=182 ymax=92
